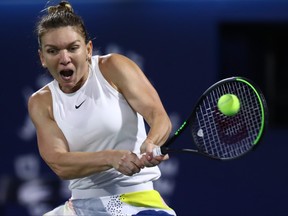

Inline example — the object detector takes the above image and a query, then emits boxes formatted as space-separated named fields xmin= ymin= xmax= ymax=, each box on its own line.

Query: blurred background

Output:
xmin=1 ymin=0 xmax=288 ymax=215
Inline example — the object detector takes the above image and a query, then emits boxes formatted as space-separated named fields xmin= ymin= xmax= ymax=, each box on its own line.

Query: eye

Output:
xmin=47 ymin=48 xmax=59 ymax=55
xmin=69 ymin=45 xmax=80 ymax=52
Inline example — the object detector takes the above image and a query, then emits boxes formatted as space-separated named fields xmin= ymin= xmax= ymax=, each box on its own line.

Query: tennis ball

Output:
xmin=217 ymin=94 xmax=240 ymax=116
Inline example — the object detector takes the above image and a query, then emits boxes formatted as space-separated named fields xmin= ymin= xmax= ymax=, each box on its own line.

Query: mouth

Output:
xmin=60 ymin=69 xmax=74 ymax=81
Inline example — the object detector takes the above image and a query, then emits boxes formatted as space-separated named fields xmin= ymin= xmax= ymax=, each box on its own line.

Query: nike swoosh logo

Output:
xmin=75 ymin=100 xmax=86 ymax=109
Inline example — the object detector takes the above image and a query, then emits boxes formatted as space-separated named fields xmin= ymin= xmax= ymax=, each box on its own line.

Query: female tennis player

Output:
xmin=28 ymin=1 xmax=176 ymax=215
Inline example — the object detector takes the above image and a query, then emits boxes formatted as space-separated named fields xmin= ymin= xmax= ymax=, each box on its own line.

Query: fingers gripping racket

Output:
xmin=153 ymin=77 xmax=268 ymax=160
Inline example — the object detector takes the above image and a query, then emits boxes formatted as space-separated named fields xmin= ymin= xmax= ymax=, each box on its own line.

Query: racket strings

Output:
xmin=192 ymin=81 xmax=263 ymax=159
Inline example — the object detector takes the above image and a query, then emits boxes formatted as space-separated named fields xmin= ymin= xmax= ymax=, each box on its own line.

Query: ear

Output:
xmin=38 ymin=49 xmax=46 ymax=68
xmin=86 ymin=40 xmax=93 ymax=61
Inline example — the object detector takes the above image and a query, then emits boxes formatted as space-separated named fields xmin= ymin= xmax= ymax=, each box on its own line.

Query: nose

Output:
xmin=59 ymin=49 xmax=71 ymax=65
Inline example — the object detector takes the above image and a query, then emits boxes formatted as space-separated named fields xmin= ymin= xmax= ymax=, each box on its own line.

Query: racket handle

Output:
xmin=152 ymin=147 xmax=163 ymax=157
xmin=152 ymin=146 xmax=168 ymax=157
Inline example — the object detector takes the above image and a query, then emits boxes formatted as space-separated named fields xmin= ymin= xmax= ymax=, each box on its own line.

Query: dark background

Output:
xmin=0 ymin=0 xmax=288 ymax=215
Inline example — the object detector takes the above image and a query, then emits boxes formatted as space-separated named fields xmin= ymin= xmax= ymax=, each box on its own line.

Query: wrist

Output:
xmin=103 ymin=150 xmax=118 ymax=169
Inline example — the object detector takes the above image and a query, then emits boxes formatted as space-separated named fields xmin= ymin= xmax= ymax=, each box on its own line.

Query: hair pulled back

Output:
xmin=36 ymin=1 xmax=89 ymax=47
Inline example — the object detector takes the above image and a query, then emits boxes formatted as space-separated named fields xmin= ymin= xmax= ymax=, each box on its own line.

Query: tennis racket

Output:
xmin=153 ymin=77 xmax=268 ymax=160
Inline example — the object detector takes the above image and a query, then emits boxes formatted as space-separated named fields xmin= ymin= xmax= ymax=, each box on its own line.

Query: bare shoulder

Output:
xmin=99 ymin=53 xmax=131 ymax=67
xmin=98 ymin=53 xmax=137 ymax=75
xmin=28 ymin=85 xmax=51 ymax=108
xmin=98 ymin=53 xmax=143 ymax=90
xmin=28 ymin=85 xmax=53 ymax=125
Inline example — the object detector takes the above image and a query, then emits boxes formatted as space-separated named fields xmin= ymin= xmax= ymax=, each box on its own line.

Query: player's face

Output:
xmin=39 ymin=26 xmax=92 ymax=93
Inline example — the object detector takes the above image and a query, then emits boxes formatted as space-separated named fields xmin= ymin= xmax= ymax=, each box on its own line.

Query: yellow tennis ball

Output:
xmin=217 ymin=94 xmax=240 ymax=116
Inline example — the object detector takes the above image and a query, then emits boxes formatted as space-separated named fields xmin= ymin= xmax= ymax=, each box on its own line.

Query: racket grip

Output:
xmin=152 ymin=147 xmax=163 ymax=157
xmin=152 ymin=146 xmax=168 ymax=157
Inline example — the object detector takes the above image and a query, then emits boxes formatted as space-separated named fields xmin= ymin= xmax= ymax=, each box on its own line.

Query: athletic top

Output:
xmin=47 ymin=55 xmax=161 ymax=199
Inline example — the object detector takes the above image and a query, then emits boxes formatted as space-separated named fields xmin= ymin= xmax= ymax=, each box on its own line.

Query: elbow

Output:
xmin=53 ymin=166 xmax=72 ymax=180
xmin=47 ymin=162 xmax=71 ymax=180
xmin=58 ymin=175 xmax=72 ymax=181
xmin=43 ymin=157 xmax=74 ymax=180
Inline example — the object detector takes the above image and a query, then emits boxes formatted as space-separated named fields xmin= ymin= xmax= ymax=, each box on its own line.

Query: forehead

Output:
xmin=41 ymin=26 xmax=85 ymax=47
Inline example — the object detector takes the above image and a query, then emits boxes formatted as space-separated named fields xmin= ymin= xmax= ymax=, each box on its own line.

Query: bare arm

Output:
xmin=99 ymin=54 xmax=172 ymax=165
xmin=28 ymin=87 xmax=143 ymax=180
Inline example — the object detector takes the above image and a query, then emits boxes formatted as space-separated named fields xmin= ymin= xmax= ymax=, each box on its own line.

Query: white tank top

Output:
xmin=48 ymin=55 xmax=161 ymax=199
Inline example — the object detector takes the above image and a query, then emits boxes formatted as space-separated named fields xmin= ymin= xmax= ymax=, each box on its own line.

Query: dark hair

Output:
xmin=36 ymin=1 xmax=89 ymax=47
